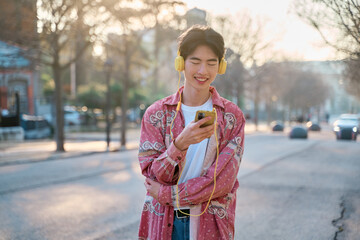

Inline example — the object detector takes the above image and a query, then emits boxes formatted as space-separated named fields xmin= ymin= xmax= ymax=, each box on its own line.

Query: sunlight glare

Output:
xmin=182 ymin=0 xmax=339 ymax=62
xmin=104 ymin=171 xmax=131 ymax=183
xmin=93 ymin=44 xmax=104 ymax=57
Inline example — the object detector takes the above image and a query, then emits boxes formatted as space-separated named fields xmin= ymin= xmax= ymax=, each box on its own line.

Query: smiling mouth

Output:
xmin=194 ymin=76 xmax=208 ymax=82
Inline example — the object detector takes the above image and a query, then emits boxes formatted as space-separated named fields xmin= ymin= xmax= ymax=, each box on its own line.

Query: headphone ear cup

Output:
xmin=174 ymin=55 xmax=185 ymax=71
xmin=218 ymin=58 xmax=227 ymax=74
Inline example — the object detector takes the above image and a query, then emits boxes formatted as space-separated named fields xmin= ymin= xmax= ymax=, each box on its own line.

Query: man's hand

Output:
xmin=174 ymin=116 xmax=215 ymax=151
xmin=144 ymin=178 xmax=161 ymax=200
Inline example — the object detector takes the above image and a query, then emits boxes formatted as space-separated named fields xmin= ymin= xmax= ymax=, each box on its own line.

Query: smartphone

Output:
xmin=195 ymin=110 xmax=215 ymax=128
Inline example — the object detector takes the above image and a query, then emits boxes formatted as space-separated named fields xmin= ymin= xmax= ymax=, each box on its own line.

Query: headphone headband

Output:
xmin=174 ymin=50 xmax=227 ymax=74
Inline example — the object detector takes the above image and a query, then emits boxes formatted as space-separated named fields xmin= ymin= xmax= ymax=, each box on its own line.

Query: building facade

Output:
xmin=0 ymin=0 xmax=39 ymax=116
xmin=0 ymin=41 xmax=38 ymax=115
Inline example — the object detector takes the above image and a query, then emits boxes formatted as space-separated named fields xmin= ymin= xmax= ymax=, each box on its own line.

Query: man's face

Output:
xmin=184 ymin=45 xmax=219 ymax=91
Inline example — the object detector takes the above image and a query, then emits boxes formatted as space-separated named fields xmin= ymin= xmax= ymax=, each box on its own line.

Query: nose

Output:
xmin=198 ymin=63 xmax=207 ymax=74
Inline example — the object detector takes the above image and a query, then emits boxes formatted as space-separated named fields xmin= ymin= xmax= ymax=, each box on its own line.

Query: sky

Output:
xmin=182 ymin=0 xmax=341 ymax=62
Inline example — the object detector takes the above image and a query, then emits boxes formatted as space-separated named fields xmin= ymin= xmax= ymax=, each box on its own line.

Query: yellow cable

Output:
xmin=170 ymin=71 xmax=182 ymax=141
xmin=170 ymin=71 xmax=219 ymax=217
xmin=175 ymin=109 xmax=219 ymax=217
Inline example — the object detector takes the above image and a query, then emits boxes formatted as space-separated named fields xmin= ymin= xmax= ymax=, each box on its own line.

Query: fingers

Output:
xmin=144 ymin=179 xmax=155 ymax=197
xmin=178 ymin=117 xmax=216 ymax=146
xmin=202 ymin=123 xmax=215 ymax=131
xmin=198 ymin=122 xmax=215 ymax=136
xmin=146 ymin=178 xmax=156 ymax=185
xmin=144 ymin=178 xmax=152 ymax=190
xmin=191 ymin=118 xmax=215 ymax=139
xmin=194 ymin=116 xmax=213 ymax=128
xmin=199 ymin=129 xmax=214 ymax=140
xmin=144 ymin=181 xmax=149 ymax=191
xmin=191 ymin=129 xmax=214 ymax=143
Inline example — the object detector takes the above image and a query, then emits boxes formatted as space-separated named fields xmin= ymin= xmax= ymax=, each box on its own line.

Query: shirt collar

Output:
xmin=164 ymin=86 xmax=225 ymax=109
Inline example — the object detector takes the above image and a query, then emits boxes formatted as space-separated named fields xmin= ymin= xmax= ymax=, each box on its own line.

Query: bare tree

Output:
xmin=210 ymin=12 xmax=275 ymax=129
xmin=257 ymin=62 xmax=288 ymax=125
xmin=344 ymin=58 xmax=360 ymax=101
xmin=106 ymin=31 xmax=148 ymax=148
xmin=211 ymin=12 xmax=273 ymax=67
xmin=295 ymin=0 xmax=360 ymax=100
xmin=246 ymin=62 xmax=274 ymax=129
xmin=0 ymin=0 xmax=38 ymax=49
xmin=100 ymin=0 xmax=185 ymax=147
xmin=280 ymin=64 xmax=331 ymax=119
xmin=248 ymin=61 xmax=331 ymax=125
xmin=101 ymin=1 xmax=163 ymax=148
xmin=141 ymin=0 xmax=185 ymax=97
xmin=213 ymin=49 xmax=247 ymax=108
xmin=38 ymin=0 xmax=108 ymax=151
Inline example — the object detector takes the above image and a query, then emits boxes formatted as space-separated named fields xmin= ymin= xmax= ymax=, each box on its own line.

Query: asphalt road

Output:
xmin=0 ymin=128 xmax=359 ymax=240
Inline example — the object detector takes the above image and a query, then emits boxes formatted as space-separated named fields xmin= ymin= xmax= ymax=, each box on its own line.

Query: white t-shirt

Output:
xmin=178 ymin=97 xmax=213 ymax=184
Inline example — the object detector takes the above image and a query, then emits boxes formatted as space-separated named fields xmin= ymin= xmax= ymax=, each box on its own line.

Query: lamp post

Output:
xmin=104 ymin=58 xmax=113 ymax=152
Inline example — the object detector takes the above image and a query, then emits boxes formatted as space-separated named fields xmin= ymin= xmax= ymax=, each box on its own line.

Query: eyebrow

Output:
xmin=189 ymin=57 xmax=218 ymax=62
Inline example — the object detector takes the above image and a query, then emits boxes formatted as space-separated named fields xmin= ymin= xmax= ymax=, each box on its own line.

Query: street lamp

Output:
xmin=104 ymin=58 xmax=113 ymax=152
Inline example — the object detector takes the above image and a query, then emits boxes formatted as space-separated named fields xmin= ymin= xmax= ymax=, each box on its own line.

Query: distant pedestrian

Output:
xmin=325 ymin=113 xmax=330 ymax=123
xmin=138 ymin=25 xmax=245 ymax=239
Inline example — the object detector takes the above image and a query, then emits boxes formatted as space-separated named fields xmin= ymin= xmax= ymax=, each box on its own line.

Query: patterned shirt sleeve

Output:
xmin=138 ymin=104 xmax=187 ymax=185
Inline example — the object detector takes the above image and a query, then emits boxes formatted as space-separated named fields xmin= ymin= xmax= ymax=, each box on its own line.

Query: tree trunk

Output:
xmin=282 ymin=109 xmax=286 ymax=124
xmin=152 ymin=22 xmax=160 ymax=97
xmin=236 ymin=79 xmax=244 ymax=109
xmin=254 ymin=84 xmax=260 ymax=131
xmin=105 ymin=68 xmax=111 ymax=151
xmin=53 ymin=64 xmax=65 ymax=152
xmin=266 ymin=100 xmax=272 ymax=126
xmin=121 ymin=38 xmax=130 ymax=148
xmin=288 ymin=105 xmax=291 ymax=124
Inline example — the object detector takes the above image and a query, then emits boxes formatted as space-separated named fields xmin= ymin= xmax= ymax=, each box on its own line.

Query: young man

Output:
xmin=138 ymin=25 xmax=245 ymax=240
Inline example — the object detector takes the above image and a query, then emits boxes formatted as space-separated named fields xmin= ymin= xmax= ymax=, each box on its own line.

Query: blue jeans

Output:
xmin=172 ymin=213 xmax=190 ymax=240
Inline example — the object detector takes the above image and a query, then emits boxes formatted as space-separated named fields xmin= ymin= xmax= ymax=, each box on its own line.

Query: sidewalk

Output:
xmin=0 ymin=128 xmax=141 ymax=166
xmin=0 ymin=123 xmax=269 ymax=166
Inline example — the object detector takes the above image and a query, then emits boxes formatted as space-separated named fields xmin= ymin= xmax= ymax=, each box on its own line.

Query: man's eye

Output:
xmin=208 ymin=64 xmax=216 ymax=66
xmin=191 ymin=61 xmax=200 ymax=65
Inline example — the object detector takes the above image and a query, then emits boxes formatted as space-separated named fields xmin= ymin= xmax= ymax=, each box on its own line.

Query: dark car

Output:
xmin=271 ymin=121 xmax=284 ymax=132
xmin=20 ymin=114 xmax=52 ymax=139
xmin=306 ymin=121 xmax=321 ymax=131
xmin=333 ymin=114 xmax=358 ymax=141
xmin=289 ymin=126 xmax=308 ymax=139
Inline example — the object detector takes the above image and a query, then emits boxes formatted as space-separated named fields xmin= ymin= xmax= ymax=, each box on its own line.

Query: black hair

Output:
xmin=177 ymin=25 xmax=225 ymax=62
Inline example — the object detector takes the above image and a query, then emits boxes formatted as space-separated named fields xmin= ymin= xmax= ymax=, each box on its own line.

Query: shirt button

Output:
xmin=168 ymin=223 xmax=172 ymax=227
xmin=166 ymin=202 xmax=169 ymax=205
xmin=177 ymin=156 xmax=181 ymax=160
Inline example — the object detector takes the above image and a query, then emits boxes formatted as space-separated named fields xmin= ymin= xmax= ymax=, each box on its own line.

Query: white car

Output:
xmin=44 ymin=106 xmax=82 ymax=127
xmin=333 ymin=114 xmax=359 ymax=140
xmin=64 ymin=106 xmax=81 ymax=126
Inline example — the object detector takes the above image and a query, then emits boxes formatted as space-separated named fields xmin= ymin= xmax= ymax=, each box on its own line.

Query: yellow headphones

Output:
xmin=174 ymin=50 xmax=227 ymax=74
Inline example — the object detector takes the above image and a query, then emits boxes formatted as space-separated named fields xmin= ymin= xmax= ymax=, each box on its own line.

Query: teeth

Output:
xmin=195 ymin=77 xmax=207 ymax=81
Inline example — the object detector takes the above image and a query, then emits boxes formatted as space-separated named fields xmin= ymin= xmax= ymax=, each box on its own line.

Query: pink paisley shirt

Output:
xmin=138 ymin=86 xmax=245 ymax=240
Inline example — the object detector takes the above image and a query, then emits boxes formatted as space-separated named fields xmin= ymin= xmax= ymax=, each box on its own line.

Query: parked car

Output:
xmin=306 ymin=121 xmax=321 ymax=131
xmin=289 ymin=126 xmax=308 ymax=139
xmin=333 ymin=114 xmax=359 ymax=140
xmin=271 ymin=121 xmax=284 ymax=132
xmin=64 ymin=106 xmax=81 ymax=126
xmin=44 ymin=106 xmax=82 ymax=127
xmin=20 ymin=114 xmax=52 ymax=139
